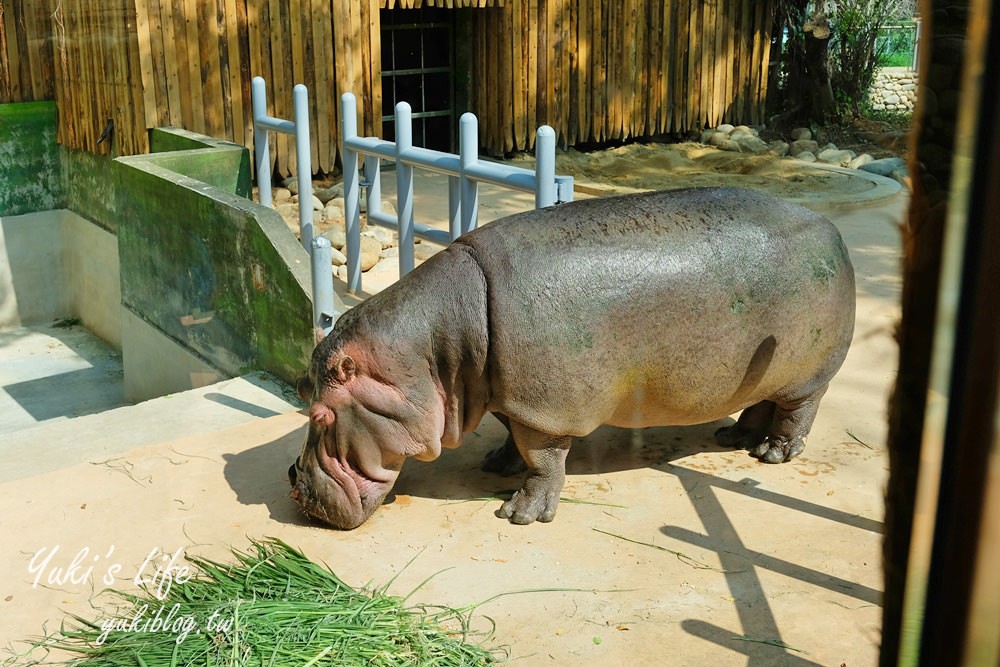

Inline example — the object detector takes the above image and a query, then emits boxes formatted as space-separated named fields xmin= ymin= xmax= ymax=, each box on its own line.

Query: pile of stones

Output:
xmin=698 ymin=124 xmax=908 ymax=183
xmin=257 ymin=178 xmax=440 ymax=279
xmin=868 ymin=68 xmax=918 ymax=112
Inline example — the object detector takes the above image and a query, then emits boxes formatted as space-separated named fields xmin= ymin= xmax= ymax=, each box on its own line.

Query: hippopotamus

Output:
xmin=289 ymin=187 xmax=855 ymax=529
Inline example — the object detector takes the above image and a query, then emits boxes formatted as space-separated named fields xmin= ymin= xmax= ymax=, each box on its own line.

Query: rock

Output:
xmin=708 ymin=132 xmax=730 ymax=147
xmin=699 ymin=129 xmax=716 ymax=144
xmin=324 ymin=199 xmax=345 ymax=219
xmin=884 ymin=94 xmax=901 ymax=105
xmin=820 ymin=143 xmax=839 ymax=153
xmin=858 ymin=157 xmax=906 ymax=177
xmin=379 ymin=246 xmax=400 ymax=260
xmin=315 ymin=182 xmax=344 ymax=204
xmin=794 ymin=151 xmax=818 ymax=162
xmin=789 ymin=139 xmax=819 ymax=156
xmin=729 ymin=128 xmax=754 ymax=142
xmin=735 ymin=135 xmax=770 ymax=154
xmin=330 ymin=247 xmax=347 ymax=267
xmin=282 ymin=178 xmax=299 ymax=195
xmin=273 ymin=188 xmax=292 ymax=203
xmin=790 ymin=127 xmax=812 ymax=141
xmin=324 ymin=226 xmax=347 ymax=250
xmin=767 ymin=140 xmax=789 ymax=157
xmin=380 ymin=199 xmax=396 ymax=216
xmin=848 ymin=153 xmax=875 ymax=170
xmin=360 ymin=235 xmax=382 ymax=271
xmin=732 ymin=125 xmax=756 ymax=136
xmin=716 ymin=123 xmax=735 ymax=134
xmin=310 ymin=195 xmax=324 ymax=211
xmin=717 ymin=139 xmax=742 ymax=153
xmin=817 ymin=148 xmax=857 ymax=167
xmin=336 ymin=264 xmax=348 ymax=281
xmin=362 ymin=226 xmax=395 ymax=248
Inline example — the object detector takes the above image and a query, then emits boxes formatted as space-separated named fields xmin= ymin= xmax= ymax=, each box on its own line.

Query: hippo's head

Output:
xmin=288 ymin=335 xmax=446 ymax=529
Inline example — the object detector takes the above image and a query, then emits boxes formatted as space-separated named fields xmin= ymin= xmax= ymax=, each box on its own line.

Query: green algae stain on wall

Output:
xmin=0 ymin=102 xmax=65 ymax=215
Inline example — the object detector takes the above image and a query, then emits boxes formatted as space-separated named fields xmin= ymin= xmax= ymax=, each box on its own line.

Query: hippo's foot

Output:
xmin=480 ymin=437 xmax=528 ymax=476
xmin=714 ymin=424 xmax=761 ymax=449
xmin=495 ymin=474 xmax=562 ymax=524
xmin=748 ymin=436 xmax=806 ymax=464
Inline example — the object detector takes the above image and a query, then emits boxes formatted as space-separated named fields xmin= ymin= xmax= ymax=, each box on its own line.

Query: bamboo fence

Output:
xmin=1 ymin=0 xmax=773 ymax=176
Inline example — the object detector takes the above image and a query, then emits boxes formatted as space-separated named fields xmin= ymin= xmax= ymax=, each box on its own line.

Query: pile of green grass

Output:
xmin=14 ymin=539 xmax=498 ymax=666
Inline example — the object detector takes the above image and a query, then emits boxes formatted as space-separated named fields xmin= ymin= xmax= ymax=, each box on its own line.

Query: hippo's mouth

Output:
xmin=288 ymin=446 xmax=395 ymax=530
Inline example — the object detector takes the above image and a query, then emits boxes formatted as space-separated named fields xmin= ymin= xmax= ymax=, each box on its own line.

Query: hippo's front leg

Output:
xmin=495 ymin=421 xmax=571 ymax=525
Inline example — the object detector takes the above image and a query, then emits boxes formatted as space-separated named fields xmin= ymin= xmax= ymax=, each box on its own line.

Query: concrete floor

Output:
xmin=0 ymin=323 xmax=127 ymax=436
xmin=0 ymin=170 xmax=903 ymax=666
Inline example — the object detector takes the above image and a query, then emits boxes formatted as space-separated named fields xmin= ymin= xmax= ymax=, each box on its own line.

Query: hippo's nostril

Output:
xmin=288 ymin=463 xmax=298 ymax=486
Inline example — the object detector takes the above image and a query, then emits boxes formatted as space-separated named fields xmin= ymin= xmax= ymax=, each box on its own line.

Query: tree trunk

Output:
xmin=803 ymin=11 xmax=835 ymax=122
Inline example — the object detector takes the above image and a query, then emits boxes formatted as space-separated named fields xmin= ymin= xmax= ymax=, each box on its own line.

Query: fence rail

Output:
xmin=341 ymin=91 xmax=573 ymax=293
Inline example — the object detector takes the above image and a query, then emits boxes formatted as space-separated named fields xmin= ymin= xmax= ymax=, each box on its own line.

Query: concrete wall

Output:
xmin=1 ymin=101 xmax=328 ymax=402
xmin=114 ymin=132 xmax=319 ymax=396
xmin=0 ymin=102 xmax=65 ymax=216
xmin=0 ymin=210 xmax=120 ymax=342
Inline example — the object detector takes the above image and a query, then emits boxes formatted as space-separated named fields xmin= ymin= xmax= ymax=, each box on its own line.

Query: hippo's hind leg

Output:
xmin=495 ymin=421 xmax=571 ymax=525
xmin=715 ymin=401 xmax=776 ymax=450
xmin=480 ymin=413 xmax=528 ymax=476
xmin=750 ymin=385 xmax=830 ymax=464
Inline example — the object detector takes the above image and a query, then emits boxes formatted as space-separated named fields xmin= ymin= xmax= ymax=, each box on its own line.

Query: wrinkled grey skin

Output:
xmin=289 ymin=187 xmax=855 ymax=529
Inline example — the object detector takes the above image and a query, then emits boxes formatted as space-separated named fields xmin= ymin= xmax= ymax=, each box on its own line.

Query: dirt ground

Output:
xmin=0 ymin=144 xmax=904 ymax=666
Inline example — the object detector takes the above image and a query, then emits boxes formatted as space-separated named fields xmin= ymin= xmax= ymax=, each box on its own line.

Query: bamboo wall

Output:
xmin=0 ymin=0 xmax=56 ymax=104
xmin=473 ymin=0 xmax=775 ymax=152
xmin=1 ymin=0 xmax=772 ymax=176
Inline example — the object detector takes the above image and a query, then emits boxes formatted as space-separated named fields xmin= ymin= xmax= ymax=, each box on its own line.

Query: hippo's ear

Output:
xmin=296 ymin=374 xmax=315 ymax=401
xmin=335 ymin=356 xmax=356 ymax=384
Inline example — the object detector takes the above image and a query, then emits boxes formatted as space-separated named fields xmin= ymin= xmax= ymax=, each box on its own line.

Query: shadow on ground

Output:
xmin=221 ymin=413 xmax=742 ymax=524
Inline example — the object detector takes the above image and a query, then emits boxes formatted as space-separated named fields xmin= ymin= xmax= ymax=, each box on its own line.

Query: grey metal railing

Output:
xmin=251 ymin=77 xmax=337 ymax=337
xmin=340 ymin=92 xmax=574 ymax=293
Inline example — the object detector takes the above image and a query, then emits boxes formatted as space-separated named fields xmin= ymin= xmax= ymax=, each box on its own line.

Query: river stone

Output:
xmin=735 ymin=135 xmax=770 ymax=153
xmin=789 ymin=139 xmax=819 ymax=156
xmin=794 ymin=151 xmax=818 ymax=162
xmin=315 ymin=182 xmax=344 ymax=204
xmin=848 ymin=153 xmax=875 ymax=170
xmin=768 ymin=140 xmax=790 ymax=157
xmin=360 ymin=235 xmax=382 ymax=271
xmin=818 ymin=148 xmax=856 ymax=167
xmin=858 ymin=157 xmax=906 ymax=177
xmin=790 ymin=127 xmax=812 ymax=141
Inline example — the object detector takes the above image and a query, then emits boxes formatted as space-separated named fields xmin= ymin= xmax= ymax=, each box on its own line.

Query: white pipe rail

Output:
xmin=252 ymin=77 xmax=336 ymax=337
xmin=340 ymin=92 xmax=574 ymax=293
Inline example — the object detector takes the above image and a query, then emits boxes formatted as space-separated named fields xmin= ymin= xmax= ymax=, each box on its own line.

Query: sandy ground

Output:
xmin=0 ymin=145 xmax=904 ymax=666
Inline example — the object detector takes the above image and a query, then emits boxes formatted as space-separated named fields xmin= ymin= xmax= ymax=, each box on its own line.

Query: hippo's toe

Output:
xmin=750 ymin=436 xmax=806 ymax=464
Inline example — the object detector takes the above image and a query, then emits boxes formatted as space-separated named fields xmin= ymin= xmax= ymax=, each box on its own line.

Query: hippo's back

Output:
xmin=456 ymin=187 xmax=855 ymax=435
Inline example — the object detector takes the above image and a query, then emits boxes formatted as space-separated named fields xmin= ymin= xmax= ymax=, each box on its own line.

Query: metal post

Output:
xmin=310 ymin=237 xmax=336 ymax=337
xmin=459 ymin=112 xmax=479 ymax=234
xmin=341 ymin=93 xmax=362 ymax=293
xmin=535 ymin=125 xmax=556 ymax=209
xmin=395 ymin=102 xmax=415 ymax=277
xmin=364 ymin=154 xmax=382 ymax=219
xmin=448 ymin=176 xmax=461 ymax=240
xmin=251 ymin=77 xmax=272 ymax=208
xmin=293 ymin=84 xmax=313 ymax=250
